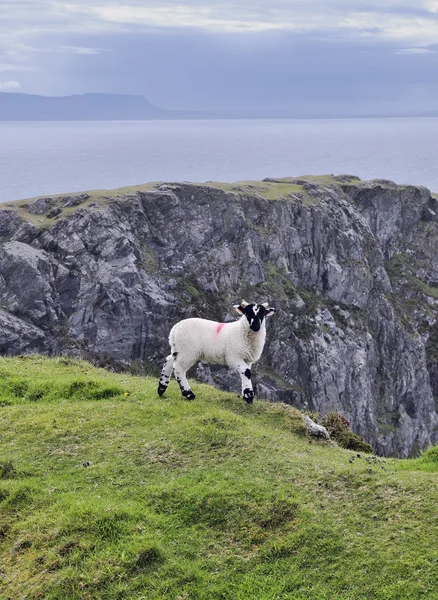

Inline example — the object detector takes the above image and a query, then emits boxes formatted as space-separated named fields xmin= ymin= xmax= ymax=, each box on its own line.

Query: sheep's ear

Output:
xmin=265 ymin=307 xmax=276 ymax=317
xmin=233 ymin=304 xmax=245 ymax=314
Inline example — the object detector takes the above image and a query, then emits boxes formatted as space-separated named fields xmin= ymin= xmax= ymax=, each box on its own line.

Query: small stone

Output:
xmin=304 ymin=416 xmax=330 ymax=441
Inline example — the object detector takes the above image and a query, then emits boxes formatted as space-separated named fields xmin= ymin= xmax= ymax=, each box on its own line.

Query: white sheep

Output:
xmin=157 ymin=300 xmax=276 ymax=403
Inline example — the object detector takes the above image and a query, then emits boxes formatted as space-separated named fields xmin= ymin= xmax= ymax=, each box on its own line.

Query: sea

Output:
xmin=1 ymin=117 xmax=438 ymax=203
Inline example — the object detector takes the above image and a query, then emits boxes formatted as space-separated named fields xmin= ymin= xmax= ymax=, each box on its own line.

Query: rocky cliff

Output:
xmin=1 ymin=175 xmax=438 ymax=457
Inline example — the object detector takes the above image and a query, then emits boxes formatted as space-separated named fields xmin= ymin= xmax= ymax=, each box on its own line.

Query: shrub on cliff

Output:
xmin=322 ymin=412 xmax=373 ymax=453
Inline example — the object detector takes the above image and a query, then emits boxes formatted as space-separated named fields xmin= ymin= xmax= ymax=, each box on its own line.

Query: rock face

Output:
xmin=1 ymin=176 xmax=438 ymax=457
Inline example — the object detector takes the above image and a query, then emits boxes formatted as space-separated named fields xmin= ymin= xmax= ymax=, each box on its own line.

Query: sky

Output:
xmin=1 ymin=1 xmax=438 ymax=115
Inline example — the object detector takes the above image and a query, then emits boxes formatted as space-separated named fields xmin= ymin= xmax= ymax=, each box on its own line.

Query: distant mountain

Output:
xmin=0 ymin=92 xmax=209 ymax=121
xmin=420 ymin=109 xmax=438 ymax=118
xmin=2 ymin=91 xmax=436 ymax=121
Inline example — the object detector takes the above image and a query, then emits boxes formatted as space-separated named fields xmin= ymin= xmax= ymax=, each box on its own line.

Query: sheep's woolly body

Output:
xmin=169 ymin=317 xmax=266 ymax=367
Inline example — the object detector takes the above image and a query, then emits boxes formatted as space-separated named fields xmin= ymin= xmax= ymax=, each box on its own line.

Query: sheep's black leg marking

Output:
xmin=242 ymin=369 xmax=254 ymax=403
xmin=176 ymin=376 xmax=196 ymax=401
xmin=243 ymin=388 xmax=254 ymax=404
xmin=230 ymin=361 xmax=254 ymax=404
xmin=157 ymin=354 xmax=174 ymax=397
xmin=173 ymin=362 xmax=196 ymax=400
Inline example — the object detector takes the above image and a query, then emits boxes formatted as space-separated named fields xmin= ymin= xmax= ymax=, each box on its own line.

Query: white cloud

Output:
xmin=4 ymin=43 xmax=106 ymax=56
xmin=0 ymin=63 xmax=19 ymax=71
xmin=3 ymin=1 xmax=438 ymax=46
xmin=51 ymin=1 xmax=438 ymax=43
xmin=60 ymin=45 xmax=108 ymax=54
xmin=4 ymin=43 xmax=42 ymax=55
xmin=85 ymin=5 xmax=286 ymax=32
xmin=396 ymin=47 xmax=436 ymax=54
xmin=0 ymin=81 xmax=21 ymax=90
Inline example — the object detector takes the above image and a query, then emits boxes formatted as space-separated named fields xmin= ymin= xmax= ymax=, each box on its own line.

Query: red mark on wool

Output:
xmin=216 ymin=323 xmax=225 ymax=335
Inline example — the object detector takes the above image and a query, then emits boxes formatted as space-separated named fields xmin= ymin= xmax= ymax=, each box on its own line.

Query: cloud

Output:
xmin=2 ymin=1 xmax=438 ymax=48
xmin=0 ymin=80 xmax=21 ymax=90
xmin=49 ymin=1 xmax=438 ymax=43
xmin=60 ymin=46 xmax=108 ymax=54
xmin=396 ymin=47 xmax=436 ymax=54
xmin=0 ymin=63 xmax=19 ymax=71
xmin=0 ymin=62 xmax=37 ymax=74
xmin=3 ymin=42 xmax=106 ymax=56
xmin=4 ymin=43 xmax=43 ymax=55
xmin=84 ymin=5 xmax=287 ymax=33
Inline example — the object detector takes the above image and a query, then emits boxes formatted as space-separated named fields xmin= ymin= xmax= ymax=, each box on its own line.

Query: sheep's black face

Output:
xmin=244 ymin=304 xmax=265 ymax=332
xmin=236 ymin=302 xmax=276 ymax=332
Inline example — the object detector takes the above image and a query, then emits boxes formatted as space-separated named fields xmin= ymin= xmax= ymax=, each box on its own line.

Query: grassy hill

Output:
xmin=1 ymin=357 xmax=438 ymax=599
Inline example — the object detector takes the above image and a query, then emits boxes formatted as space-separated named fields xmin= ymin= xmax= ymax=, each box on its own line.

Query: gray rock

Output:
xmin=304 ymin=416 xmax=330 ymax=440
xmin=11 ymin=221 xmax=41 ymax=245
xmin=61 ymin=194 xmax=89 ymax=208
xmin=47 ymin=207 xmax=62 ymax=219
xmin=27 ymin=197 xmax=56 ymax=215
xmin=0 ymin=210 xmax=22 ymax=240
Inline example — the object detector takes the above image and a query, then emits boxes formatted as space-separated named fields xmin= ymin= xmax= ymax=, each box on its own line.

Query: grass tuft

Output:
xmin=130 ymin=546 xmax=164 ymax=571
xmin=0 ymin=459 xmax=16 ymax=479
xmin=322 ymin=412 xmax=373 ymax=453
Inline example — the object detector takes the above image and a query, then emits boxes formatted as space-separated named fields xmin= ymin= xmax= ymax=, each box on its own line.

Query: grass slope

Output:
xmin=0 ymin=356 xmax=437 ymax=600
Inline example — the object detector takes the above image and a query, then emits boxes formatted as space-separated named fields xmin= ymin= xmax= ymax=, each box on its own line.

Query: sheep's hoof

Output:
xmin=157 ymin=384 xmax=167 ymax=397
xmin=182 ymin=390 xmax=196 ymax=400
xmin=243 ymin=389 xmax=254 ymax=404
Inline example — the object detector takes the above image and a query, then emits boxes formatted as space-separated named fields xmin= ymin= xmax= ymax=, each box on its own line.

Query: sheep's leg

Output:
xmin=173 ymin=356 xmax=196 ymax=400
xmin=157 ymin=353 xmax=175 ymax=396
xmin=230 ymin=360 xmax=254 ymax=404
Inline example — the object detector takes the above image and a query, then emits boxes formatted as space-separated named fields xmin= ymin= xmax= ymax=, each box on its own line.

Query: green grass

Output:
xmin=0 ymin=183 xmax=159 ymax=229
xmin=203 ymin=180 xmax=304 ymax=201
xmin=0 ymin=180 xmax=307 ymax=228
xmin=1 ymin=356 xmax=438 ymax=599
xmin=265 ymin=175 xmax=362 ymax=187
xmin=0 ymin=176 xmax=370 ymax=230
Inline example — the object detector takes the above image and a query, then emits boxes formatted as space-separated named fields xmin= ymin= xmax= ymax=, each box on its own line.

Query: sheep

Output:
xmin=157 ymin=300 xmax=276 ymax=403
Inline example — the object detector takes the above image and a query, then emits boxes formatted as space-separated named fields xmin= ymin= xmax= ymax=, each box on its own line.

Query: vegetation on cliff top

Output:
xmin=0 ymin=174 xmax=364 ymax=229
xmin=1 ymin=356 xmax=437 ymax=600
